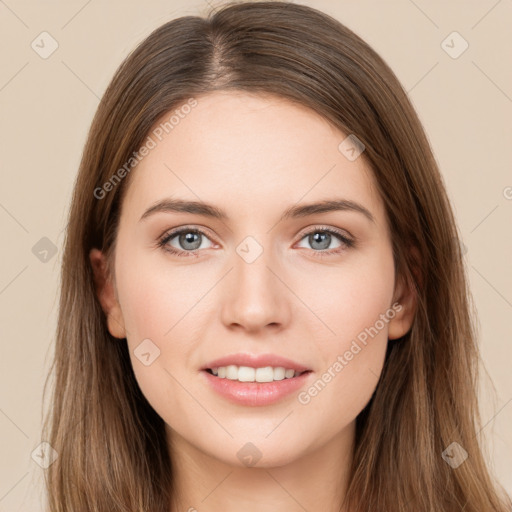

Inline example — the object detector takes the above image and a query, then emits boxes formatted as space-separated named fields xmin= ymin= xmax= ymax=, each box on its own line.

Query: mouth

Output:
xmin=204 ymin=365 xmax=312 ymax=382
xmin=201 ymin=353 xmax=311 ymax=378
xmin=201 ymin=366 xmax=314 ymax=406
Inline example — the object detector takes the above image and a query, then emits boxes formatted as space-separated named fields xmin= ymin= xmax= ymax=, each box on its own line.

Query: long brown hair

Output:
xmin=42 ymin=1 xmax=511 ymax=510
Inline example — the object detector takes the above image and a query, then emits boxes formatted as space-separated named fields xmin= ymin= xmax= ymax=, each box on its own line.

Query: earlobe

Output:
xmin=388 ymin=246 xmax=421 ymax=340
xmin=388 ymin=272 xmax=418 ymax=341
xmin=89 ymin=248 xmax=126 ymax=339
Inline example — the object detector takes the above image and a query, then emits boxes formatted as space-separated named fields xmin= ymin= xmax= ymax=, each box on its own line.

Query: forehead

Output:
xmin=121 ymin=91 xmax=384 ymax=226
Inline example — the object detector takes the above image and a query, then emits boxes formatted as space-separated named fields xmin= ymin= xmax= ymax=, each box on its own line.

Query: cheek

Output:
xmin=114 ymin=249 xmax=206 ymax=419
xmin=115 ymin=244 xmax=212 ymax=342
xmin=295 ymin=247 xmax=394 ymax=415
xmin=114 ymin=244 xmax=217 ymax=406
xmin=308 ymin=245 xmax=396 ymax=343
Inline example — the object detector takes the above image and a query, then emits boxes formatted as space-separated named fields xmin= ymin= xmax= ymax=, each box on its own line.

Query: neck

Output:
xmin=167 ymin=421 xmax=355 ymax=512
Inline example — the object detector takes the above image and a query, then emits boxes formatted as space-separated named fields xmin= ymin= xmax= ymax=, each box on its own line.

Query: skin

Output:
xmin=90 ymin=91 xmax=416 ymax=512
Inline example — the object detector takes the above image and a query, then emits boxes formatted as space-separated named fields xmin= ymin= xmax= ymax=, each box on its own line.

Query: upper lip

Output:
xmin=202 ymin=353 xmax=311 ymax=372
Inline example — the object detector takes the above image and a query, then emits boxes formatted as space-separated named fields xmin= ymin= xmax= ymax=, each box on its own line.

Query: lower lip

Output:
xmin=202 ymin=370 xmax=313 ymax=406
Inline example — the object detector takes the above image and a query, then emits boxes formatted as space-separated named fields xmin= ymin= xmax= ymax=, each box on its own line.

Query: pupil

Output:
xmin=181 ymin=232 xmax=201 ymax=250
xmin=311 ymin=232 xmax=330 ymax=250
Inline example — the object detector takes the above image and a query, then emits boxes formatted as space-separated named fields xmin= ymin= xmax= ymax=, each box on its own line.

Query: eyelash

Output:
xmin=157 ymin=225 xmax=355 ymax=259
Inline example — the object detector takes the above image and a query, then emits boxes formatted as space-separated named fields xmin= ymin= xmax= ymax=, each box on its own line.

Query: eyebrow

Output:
xmin=139 ymin=197 xmax=375 ymax=224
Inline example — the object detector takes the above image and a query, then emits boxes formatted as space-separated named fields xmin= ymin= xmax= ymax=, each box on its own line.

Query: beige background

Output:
xmin=0 ymin=0 xmax=511 ymax=509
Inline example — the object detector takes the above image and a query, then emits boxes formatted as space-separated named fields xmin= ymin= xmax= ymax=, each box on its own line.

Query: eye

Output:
xmin=295 ymin=226 xmax=354 ymax=258
xmin=157 ymin=225 xmax=355 ymax=258
xmin=157 ymin=227 xmax=214 ymax=257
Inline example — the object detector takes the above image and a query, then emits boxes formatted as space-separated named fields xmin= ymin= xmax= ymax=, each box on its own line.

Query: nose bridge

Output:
xmin=220 ymin=234 xmax=290 ymax=330
xmin=234 ymin=234 xmax=279 ymax=303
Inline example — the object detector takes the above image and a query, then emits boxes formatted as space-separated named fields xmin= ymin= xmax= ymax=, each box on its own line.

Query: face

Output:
xmin=90 ymin=91 xmax=415 ymax=468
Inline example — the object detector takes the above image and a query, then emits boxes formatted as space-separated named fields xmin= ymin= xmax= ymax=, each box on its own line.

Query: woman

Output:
xmin=42 ymin=1 xmax=511 ymax=510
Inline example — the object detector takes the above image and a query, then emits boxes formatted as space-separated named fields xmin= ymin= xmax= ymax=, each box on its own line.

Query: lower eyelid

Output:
xmin=160 ymin=229 xmax=214 ymax=250
xmin=159 ymin=227 xmax=353 ymax=255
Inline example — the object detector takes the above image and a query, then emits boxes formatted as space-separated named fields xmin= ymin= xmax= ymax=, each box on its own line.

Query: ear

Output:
xmin=89 ymin=248 xmax=126 ymax=339
xmin=387 ymin=248 xmax=420 ymax=341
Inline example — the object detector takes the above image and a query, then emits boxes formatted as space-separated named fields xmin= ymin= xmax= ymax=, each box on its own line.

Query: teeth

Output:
xmin=210 ymin=365 xmax=302 ymax=382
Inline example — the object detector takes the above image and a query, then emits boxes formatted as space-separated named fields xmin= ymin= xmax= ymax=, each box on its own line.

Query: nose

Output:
xmin=219 ymin=243 xmax=292 ymax=333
